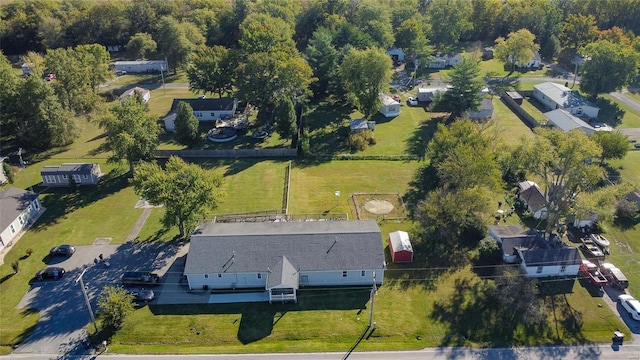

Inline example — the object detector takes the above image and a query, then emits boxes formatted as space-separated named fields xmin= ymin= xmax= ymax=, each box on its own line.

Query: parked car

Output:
xmin=129 ymin=288 xmax=155 ymax=302
xmin=618 ymin=294 xmax=640 ymax=321
xmin=121 ymin=271 xmax=160 ymax=286
xmin=600 ymin=263 xmax=629 ymax=289
xmin=44 ymin=73 xmax=56 ymax=81
xmin=407 ymin=97 xmax=418 ymax=106
xmin=35 ymin=267 xmax=65 ymax=280
xmin=115 ymin=70 xmax=127 ymax=76
xmin=49 ymin=245 xmax=76 ymax=257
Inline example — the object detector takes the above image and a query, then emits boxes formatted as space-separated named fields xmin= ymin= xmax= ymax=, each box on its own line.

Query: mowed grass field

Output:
xmin=2 ymin=70 xmax=639 ymax=354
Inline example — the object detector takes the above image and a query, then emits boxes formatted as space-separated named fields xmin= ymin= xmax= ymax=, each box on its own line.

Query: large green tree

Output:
xmin=131 ymin=156 xmax=224 ymax=237
xmin=494 ymin=29 xmax=539 ymax=72
xmin=97 ymin=286 xmax=135 ymax=330
xmin=239 ymin=14 xmax=296 ymax=55
xmin=305 ymin=27 xmax=339 ymax=96
xmin=98 ymin=98 xmax=160 ymax=174
xmin=426 ymin=0 xmax=473 ymax=50
xmin=157 ymin=17 xmax=204 ymax=74
xmin=126 ymin=32 xmax=157 ymax=60
xmin=174 ymin=101 xmax=200 ymax=148
xmin=187 ymin=46 xmax=234 ymax=98
xmin=560 ymin=13 xmax=599 ymax=50
xmin=0 ymin=51 xmax=20 ymax=126
xmin=339 ymin=47 xmax=393 ymax=119
xmin=235 ymin=51 xmax=314 ymax=112
xmin=579 ymin=40 xmax=640 ymax=97
xmin=435 ymin=56 xmax=485 ymax=120
xmin=591 ymin=130 xmax=629 ymax=165
xmin=274 ymin=96 xmax=297 ymax=139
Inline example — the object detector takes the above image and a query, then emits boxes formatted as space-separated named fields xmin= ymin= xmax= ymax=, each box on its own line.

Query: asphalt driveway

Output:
xmin=13 ymin=241 xmax=181 ymax=356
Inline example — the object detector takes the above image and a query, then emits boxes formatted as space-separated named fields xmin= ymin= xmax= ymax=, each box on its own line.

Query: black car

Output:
xmin=49 ymin=245 xmax=76 ymax=257
xmin=129 ymin=288 xmax=155 ymax=302
xmin=35 ymin=267 xmax=65 ymax=280
xmin=121 ymin=271 xmax=160 ymax=286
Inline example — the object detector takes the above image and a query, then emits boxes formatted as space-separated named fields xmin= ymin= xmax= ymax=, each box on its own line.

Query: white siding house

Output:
xmin=0 ymin=187 xmax=44 ymax=251
xmin=544 ymin=109 xmax=595 ymax=135
xmin=41 ymin=163 xmax=103 ymax=187
xmin=163 ymin=98 xmax=238 ymax=131
xmin=379 ymin=94 xmax=400 ymax=117
xmin=417 ymin=86 xmax=451 ymax=102
xmin=464 ymin=98 xmax=494 ymax=120
xmin=514 ymin=51 xmax=542 ymax=68
xmin=518 ymin=181 xmax=548 ymax=220
xmin=119 ymin=87 xmax=151 ymax=103
xmin=533 ymin=82 xmax=600 ymax=119
xmin=517 ymin=248 xmax=581 ymax=278
xmin=184 ymin=220 xmax=386 ymax=303
xmin=114 ymin=60 xmax=167 ymax=73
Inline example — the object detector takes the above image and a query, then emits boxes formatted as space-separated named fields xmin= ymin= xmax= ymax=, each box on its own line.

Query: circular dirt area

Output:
xmin=363 ymin=199 xmax=395 ymax=215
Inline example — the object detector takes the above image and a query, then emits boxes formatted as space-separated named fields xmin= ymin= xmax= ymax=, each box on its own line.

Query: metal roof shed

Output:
xmin=388 ymin=231 xmax=413 ymax=263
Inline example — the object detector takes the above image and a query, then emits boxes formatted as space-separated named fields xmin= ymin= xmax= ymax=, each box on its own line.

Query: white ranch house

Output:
xmin=41 ymin=163 xmax=103 ymax=187
xmin=518 ymin=181 xmax=548 ymax=220
xmin=0 ymin=187 xmax=44 ymax=251
xmin=517 ymin=247 xmax=581 ymax=278
xmin=113 ymin=60 xmax=167 ymax=73
xmin=533 ymin=82 xmax=600 ymax=119
xmin=184 ymin=220 xmax=386 ymax=304
xmin=543 ymin=109 xmax=595 ymax=135
xmin=379 ymin=94 xmax=400 ymax=117
xmin=119 ymin=87 xmax=151 ymax=103
xmin=163 ymin=98 xmax=238 ymax=131
xmin=514 ymin=51 xmax=542 ymax=68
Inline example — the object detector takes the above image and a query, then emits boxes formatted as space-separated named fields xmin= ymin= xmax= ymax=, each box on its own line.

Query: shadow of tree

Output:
xmin=404 ymin=117 xmax=441 ymax=160
xmin=593 ymin=98 xmax=625 ymax=128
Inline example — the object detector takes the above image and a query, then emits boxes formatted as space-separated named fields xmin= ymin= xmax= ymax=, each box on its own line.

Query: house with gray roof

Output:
xmin=0 ymin=187 xmax=44 ymax=251
xmin=163 ymin=98 xmax=238 ymax=131
xmin=533 ymin=82 xmax=600 ymax=119
xmin=543 ymin=109 xmax=595 ymax=135
xmin=464 ymin=98 xmax=494 ymax=121
xmin=518 ymin=181 xmax=548 ymax=219
xmin=184 ymin=220 xmax=386 ymax=303
xmin=41 ymin=163 xmax=103 ymax=187
xmin=119 ymin=86 xmax=150 ymax=103
xmin=489 ymin=224 xmax=581 ymax=277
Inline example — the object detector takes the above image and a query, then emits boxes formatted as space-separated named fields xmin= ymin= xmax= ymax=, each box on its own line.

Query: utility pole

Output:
xmin=368 ymin=271 xmax=377 ymax=328
xmin=76 ymin=268 xmax=98 ymax=333
xmin=160 ymin=65 xmax=166 ymax=95
xmin=17 ymin=148 xmax=33 ymax=192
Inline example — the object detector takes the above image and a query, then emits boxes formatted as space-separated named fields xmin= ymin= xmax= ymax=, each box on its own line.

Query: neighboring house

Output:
xmin=464 ymin=98 xmax=494 ymax=121
xmin=543 ymin=109 xmax=595 ymax=136
xmin=533 ymin=82 xmax=600 ymax=119
xmin=379 ymin=94 xmax=400 ymax=118
xmin=517 ymin=247 xmax=581 ymax=278
xmin=0 ymin=157 xmax=7 ymax=185
xmin=514 ymin=51 xmax=542 ymax=68
xmin=482 ymin=47 xmax=494 ymax=60
xmin=113 ymin=60 xmax=168 ymax=73
xmin=183 ymin=220 xmax=386 ymax=303
xmin=349 ymin=118 xmax=375 ymax=132
xmin=106 ymin=45 xmax=122 ymax=52
xmin=386 ymin=47 xmax=405 ymax=62
xmin=0 ymin=187 xmax=44 ymax=251
xmin=388 ymin=230 xmax=413 ymax=263
xmin=625 ymin=191 xmax=640 ymax=211
xmin=119 ymin=87 xmax=151 ymax=103
xmin=518 ymin=181 xmax=548 ymax=219
xmin=427 ymin=53 xmax=463 ymax=69
xmin=41 ymin=163 xmax=103 ymax=187
xmin=489 ymin=224 xmax=537 ymax=263
xmin=163 ymin=98 xmax=238 ymax=132
xmin=21 ymin=63 xmax=31 ymax=76
xmin=417 ymin=86 xmax=451 ymax=102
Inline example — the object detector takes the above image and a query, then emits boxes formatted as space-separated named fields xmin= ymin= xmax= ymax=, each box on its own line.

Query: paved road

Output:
xmin=4 ymin=345 xmax=640 ymax=360
xmin=609 ymin=91 xmax=640 ymax=113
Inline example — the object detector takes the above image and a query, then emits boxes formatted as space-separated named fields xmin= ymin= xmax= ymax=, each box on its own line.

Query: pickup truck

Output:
xmin=579 ymin=260 xmax=608 ymax=287
xmin=121 ymin=271 xmax=160 ymax=286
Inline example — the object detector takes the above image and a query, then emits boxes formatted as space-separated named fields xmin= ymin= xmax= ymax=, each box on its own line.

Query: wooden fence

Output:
xmin=154 ymin=148 xmax=298 ymax=158
xmin=498 ymin=89 xmax=540 ymax=128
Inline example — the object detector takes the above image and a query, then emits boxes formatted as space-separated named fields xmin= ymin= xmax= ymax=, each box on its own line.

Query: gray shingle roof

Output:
xmin=519 ymin=183 xmax=548 ymax=212
xmin=502 ymin=235 xmax=537 ymax=257
xmin=170 ymin=98 xmax=236 ymax=112
xmin=520 ymin=247 xmax=581 ymax=267
xmin=0 ymin=187 xmax=38 ymax=231
xmin=41 ymin=163 xmax=97 ymax=176
xmin=185 ymin=220 xmax=384 ymax=274
xmin=544 ymin=109 xmax=594 ymax=133
xmin=266 ymin=256 xmax=299 ymax=289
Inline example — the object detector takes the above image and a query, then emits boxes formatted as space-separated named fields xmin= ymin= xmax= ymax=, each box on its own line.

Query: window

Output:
xmin=217 ymin=274 xmax=222 ymax=278
xmin=83 ymin=174 xmax=89 ymax=179
xmin=45 ymin=175 xmax=56 ymax=183
xmin=536 ymin=266 xmax=543 ymax=273
xmin=10 ymin=224 xmax=15 ymax=234
xmin=257 ymin=273 xmax=262 ymax=279
xmin=62 ymin=174 xmax=68 ymax=180
xmin=18 ymin=215 xmax=24 ymax=225
xmin=342 ymin=271 xmax=348 ymax=277
xmin=73 ymin=174 xmax=81 ymax=183
xmin=210 ymin=112 xmax=215 ymax=117
xmin=361 ymin=271 xmax=366 ymax=277
xmin=560 ymin=265 xmax=567 ymax=272
xmin=204 ymin=274 xmax=208 ymax=278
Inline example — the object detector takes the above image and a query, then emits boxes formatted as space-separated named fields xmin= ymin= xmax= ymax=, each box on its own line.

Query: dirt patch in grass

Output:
xmin=350 ymin=193 xmax=407 ymax=220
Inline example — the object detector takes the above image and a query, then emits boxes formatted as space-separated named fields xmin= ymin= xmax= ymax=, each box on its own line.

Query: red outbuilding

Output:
xmin=388 ymin=231 xmax=414 ymax=263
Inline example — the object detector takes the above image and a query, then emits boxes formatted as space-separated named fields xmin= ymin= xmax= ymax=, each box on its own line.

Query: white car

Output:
xmin=407 ymin=97 xmax=418 ymax=106
xmin=618 ymin=294 xmax=640 ymax=321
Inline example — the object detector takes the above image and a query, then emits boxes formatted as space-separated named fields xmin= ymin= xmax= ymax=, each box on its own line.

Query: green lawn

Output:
xmin=489 ymin=97 xmax=535 ymax=145
xmin=626 ymin=90 xmax=640 ymax=103
xmin=598 ymin=94 xmax=640 ymax=128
